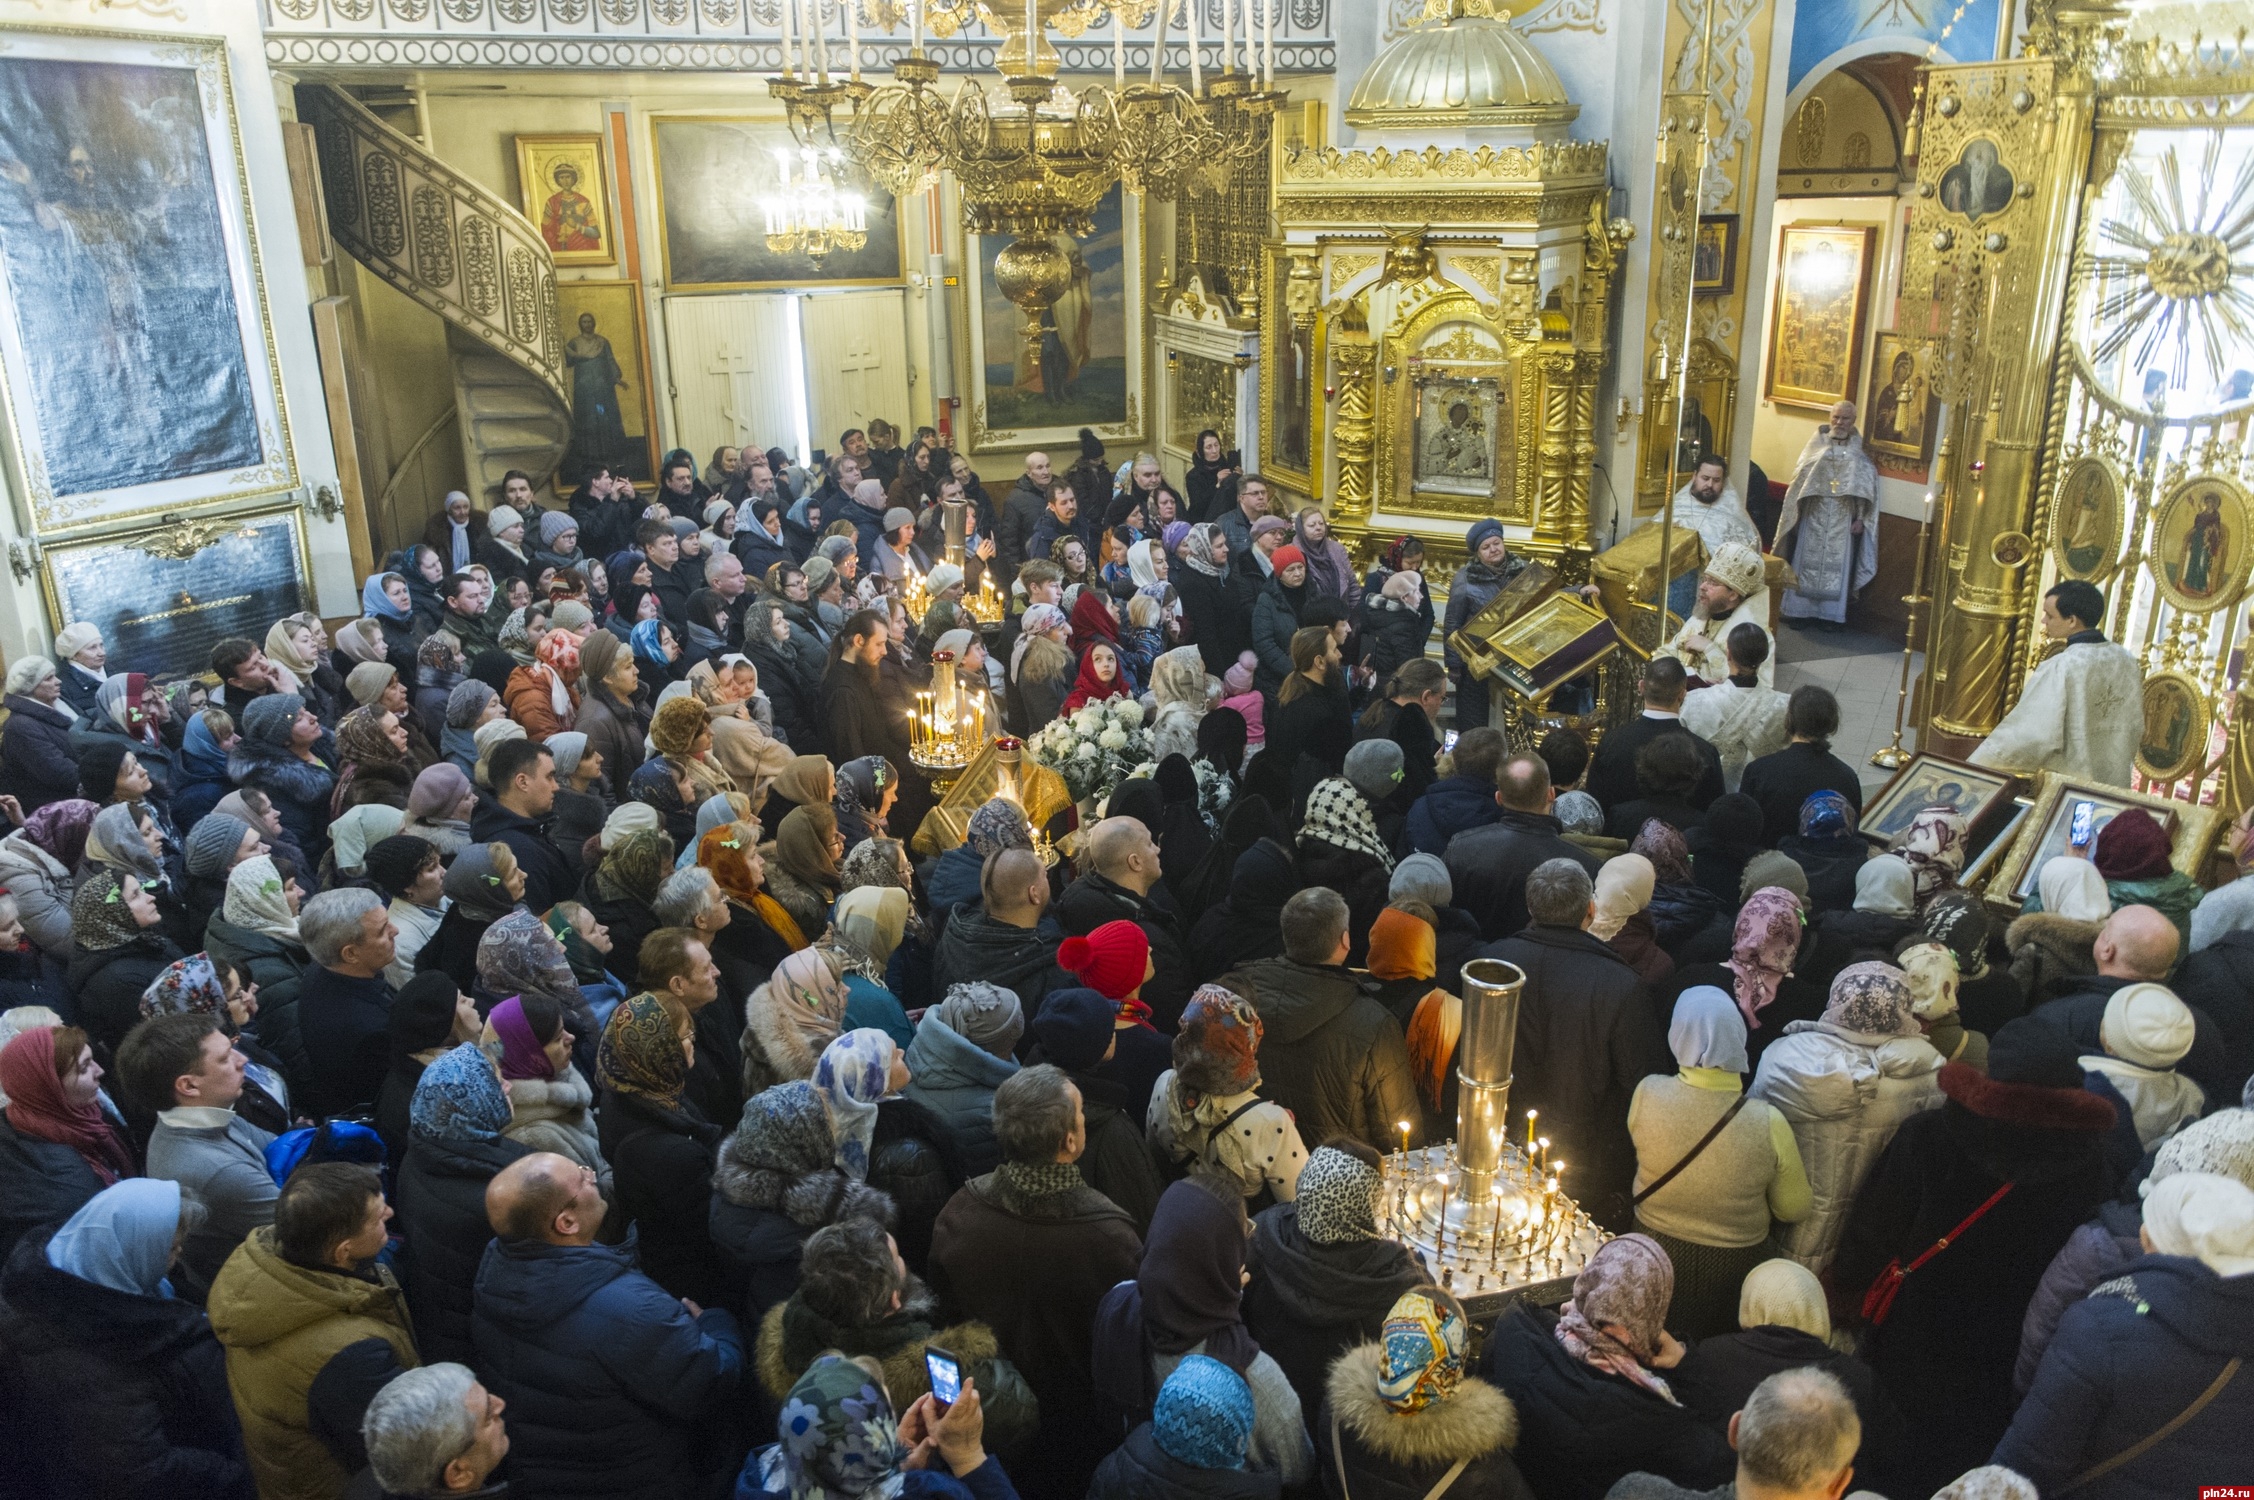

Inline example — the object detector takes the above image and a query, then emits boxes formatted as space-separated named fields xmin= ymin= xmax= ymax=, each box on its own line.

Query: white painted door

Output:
xmin=800 ymin=289 xmax=912 ymax=455
xmin=661 ymin=291 xmax=800 ymax=471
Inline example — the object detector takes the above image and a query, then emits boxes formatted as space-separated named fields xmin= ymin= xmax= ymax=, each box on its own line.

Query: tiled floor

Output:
xmin=1773 ymin=625 xmax=1922 ymax=796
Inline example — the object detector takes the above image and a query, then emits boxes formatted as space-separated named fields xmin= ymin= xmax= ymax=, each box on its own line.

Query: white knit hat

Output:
xmin=489 ymin=504 xmax=524 ymax=536
xmin=1704 ymin=542 xmax=1765 ymax=600
xmin=925 ymin=562 xmax=965 ymax=599
xmin=2142 ymin=1171 xmax=2254 ymax=1277
xmin=2101 ymin=982 xmax=2196 ymax=1069
xmin=2149 ymin=1108 xmax=2254 ymax=1191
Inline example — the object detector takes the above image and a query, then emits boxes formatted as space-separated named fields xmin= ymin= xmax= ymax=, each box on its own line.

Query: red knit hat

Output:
xmin=1059 ymin=919 xmax=1150 ymax=1002
xmin=1270 ymin=544 xmax=1306 ymax=573
xmin=2093 ymin=806 xmax=2173 ymax=883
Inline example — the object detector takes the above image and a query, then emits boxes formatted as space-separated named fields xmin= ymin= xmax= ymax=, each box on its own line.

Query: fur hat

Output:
xmin=2101 ymin=982 xmax=2196 ymax=1069
xmin=1704 ymin=542 xmax=1765 ymax=600
xmin=649 ymin=695 xmax=709 ymax=758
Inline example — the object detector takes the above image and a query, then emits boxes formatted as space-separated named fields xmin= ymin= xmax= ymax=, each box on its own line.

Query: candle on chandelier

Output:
xmin=1397 ymin=1119 xmax=1411 ymax=1161
xmin=780 ymin=0 xmax=796 ymax=74
xmin=1025 ymin=0 xmax=1038 ymax=72
xmin=1113 ymin=2 xmax=1125 ymax=87
xmin=911 ymin=0 xmax=923 ymax=53
xmin=1150 ymin=0 xmax=1168 ymax=82
xmin=1525 ymin=1109 xmax=1537 ymax=1152
xmin=1261 ymin=0 xmax=1273 ymax=86
xmin=1222 ymin=0 xmax=1235 ymax=73
xmin=1186 ymin=0 xmax=1201 ymax=91
xmin=812 ymin=0 xmax=830 ymax=84
xmin=845 ymin=0 xmax=860 ymax=80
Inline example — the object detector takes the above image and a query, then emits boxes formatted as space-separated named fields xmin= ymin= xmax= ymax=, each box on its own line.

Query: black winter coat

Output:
xmin=469 ymin=797 xmax=577 ymax=916
xmin=1055 ymin=873 xmax=1193 ymax=1033
xmin=871 ymin=1095 xmax=962 ymax=1271
xmin=1739 ymin=741 xmax=1865 ymax=847
xmin=933 ymin=907 xmax=1073 ymax=1021
xmin=1064 ymin=1066 xmax=1163 ymax=1233
xmin=1217 ymin=956 xmax=1423 ymax=1153
xmin=1480 ymin=1304 xmax=1733 ymax=1500
xmin=415 ymin=903 xmax=502 ymax=993
xmin=1406 ymin=774 xmax=1503 ymax=858
xmin=598 ymin=1087 xmax=729 ymax=1308
xmin=1445 ymin=810 xmax=1601 ymax=942
xmin=1243 ymin=1203 xmax=1427 ymax=1420
xmin=0 ymin=694 xmax=81 ymax=812
xmin=2174 ymin=929 xmax=2254 ymax=1104
xmin=226 ymin=744 xmax=337 ymax=865
xmin=0 ymin=1114 xmax=109 ymax=1261
xmin=1176 ymin=561 xmax=1257 ymax=680
xmin=708 ymin=1193 xmax=815 ymax=1325
xmin=1667 ymin=1325 xmax=1895 ymax=1451
xmin=1478 ymin=925 xmax=1667 ymax=1227
xmin=1089 ymin=1425 xmax=1281 ymax=1500
xmin=0 ymin=1227 xmax=254 ymax=1500
xmin=395 ymin=1130 xmax=533 ymax=1365
xmin=1587 ymin=716 xmax=1723 ymax=817
xmin=68 ymin=932 xmax=187 ymax=1053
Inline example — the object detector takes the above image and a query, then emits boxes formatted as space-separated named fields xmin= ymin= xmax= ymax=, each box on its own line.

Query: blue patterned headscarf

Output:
xmin=409 ymin=1042 xmax=511 ymax=1143
xmin=813 ymin=1028 xmax=897 ymax=1181
xmin=1798 ymin=790 xmax=1856 ymax=841
xmin=760 ymin=1354 xmax=907 ymax=1500
xmin=631 ymin=617 xmax=672 ymax=674
xmin=1378 ymin=1287 xmax=1468 ymax=1414
xmin=1152 ymin=1354 xmax=1256 ymax=1470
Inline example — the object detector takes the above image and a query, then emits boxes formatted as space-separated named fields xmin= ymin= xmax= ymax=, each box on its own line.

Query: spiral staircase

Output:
xmin=299 ymin=84 xmax=571 ymax=506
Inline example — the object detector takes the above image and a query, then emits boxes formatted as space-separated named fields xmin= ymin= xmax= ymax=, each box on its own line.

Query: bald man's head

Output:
xmin=2095 ymin=904 xmax=2179 ymax=980
xmin=1497 ymin=754 xmax=1553 ymax=814
xmin=982 ymin=846 xmax=1048 ymax=920
xmin=1089 ymin=816 xmax=1161 ymax=894
xmin=487 ymin=1152 xmax=606 ymax=1244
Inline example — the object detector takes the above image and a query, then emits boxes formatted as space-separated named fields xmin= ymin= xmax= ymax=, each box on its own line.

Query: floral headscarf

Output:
xmin=140 ymin=954 xmax=228 ymax=1019
xmin=21 ymin=798 xmax=96 ymax=869
xmin=813 ymin=1026 xmax=896 ymax=1180
xmin=1180 ymin=523 xmax=1229 ymax=579
xmin=594 ymin=828 xmax=677 ymax=911
xmin=1893 ymin=806 xmax=1966 ymax=906
xmin=409 ymin=1042 xmax=512 ymax=1143
xmin=760 ymin=1354 xmax=907 ymax=1500
xmin=336 ymin=707 xmax=407 ymax=769
xmin=597 ymin=994 xmax=688 ymax=1112
xmin=71 ymin=871 xmax=146 ymax=952
xmin=1378 ymin=1287 xmax=1468 ymax=1414
xmin=1725 ymin=887 xmax=1804 ymax=1028
xmin=85 ymin=802 xmax=162 ymax=888
xmin=764 ymin=948 xmax=852 ymax=1063
xmin=966 ymin=798 xmax=1033 ymax=859
xmin=1798 ymin=791 xmax=1857 ymax=841
xmin=96 ymin=673 xmax=158 ymax=744
xmin=477 ymin=910 xmax=588 ymax=1023
xmin=1553 ymin=1233 xmax=1680 ymax=1403
xmin=1822 ymin=961 xmax=1922 ymax=1037
xmin=1298 ymin=778 xmax=1395 ymax=871
xmin=223 ymin=855 xmax=301 ymax=944
xmin=1589 ymin=854 xmax=1655 ymax=942
xmin=1630 ymin=819 xmax=1692 ymax=886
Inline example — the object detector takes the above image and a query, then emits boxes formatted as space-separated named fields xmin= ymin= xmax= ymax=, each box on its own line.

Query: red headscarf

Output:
xmin=1070 ymin=589 xmax=1120 ymax=648
xmin=0 ymin=1028 xmax=134 ymax=1186
xmin=2094 ymin=807 xmax=2174 ymax=882
xmin=1061 ymin=642 xmax=1128 ymax=713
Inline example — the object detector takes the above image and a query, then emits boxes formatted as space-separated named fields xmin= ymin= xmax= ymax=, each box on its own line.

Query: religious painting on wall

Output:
xmin=2137 ymin=672 xmax=2209 ymax=784
xmin=1938 ymin=138 xmax=2015 ymax=224
xmin=650 ymin=116 xmax=903 ymax=289
xmin=966 ymin=182 xmax=1143 ymax=453
xmin=1864 ymin=331 xmax=1935 ymax=462
xmin=44 ymin=509 xmax=309 ymax=680
xmin=0 ymin=28 xmax=295 ymax=533
xmin=2150 ymin=472 xmax=2251 ymax=613
xmin=2051 ymin=455 xmax=2123 ymax=581
xmin=1413 ymin=374 xmax=1500 ymax=495
xmin=1270 ymin=318 xmax=1312 ymax=476
xmin=1765 ymin=223 xmax=1873 ymax=412
xmin=1693 ymin=214 xmax=1738 ymax=296
xmin=553 ymin=279 xmax=659 ymax=486
xmin=1859 ymin=752 xmax=2017 ymax=845
xmin=514 ymin=134 xmax=614 ymax=268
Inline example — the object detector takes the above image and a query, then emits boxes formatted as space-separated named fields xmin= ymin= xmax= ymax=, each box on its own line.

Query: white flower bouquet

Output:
xmin=1027 ymin=697 xmax=1151 ymax=805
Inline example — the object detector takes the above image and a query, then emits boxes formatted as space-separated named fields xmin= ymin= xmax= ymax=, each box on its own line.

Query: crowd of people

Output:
xmin=0 ymin=425 xmax=2250 ymax=1500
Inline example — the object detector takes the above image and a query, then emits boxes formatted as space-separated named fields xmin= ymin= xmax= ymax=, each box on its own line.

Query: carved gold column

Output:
xmin=1331 ymin=303 xmax=1376 ymax=521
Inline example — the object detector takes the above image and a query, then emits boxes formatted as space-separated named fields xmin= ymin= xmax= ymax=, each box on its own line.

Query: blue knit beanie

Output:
xmin=1465 ymin=518 xmax=1505 ymax=554
xmin=1152 ymin=1354 xmax=1255 ymax=1471
xmin=241 ymin=692 xmax=304 ymax=748
xmin=1029 ymin=988 xmax=1116 ymax=1073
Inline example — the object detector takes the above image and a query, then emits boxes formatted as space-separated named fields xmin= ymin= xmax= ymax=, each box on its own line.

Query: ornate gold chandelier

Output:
xmin=760 ymin=142 xmax=870 ymax=266
xmin=772 ymin=0 xmax=1285 ymax=371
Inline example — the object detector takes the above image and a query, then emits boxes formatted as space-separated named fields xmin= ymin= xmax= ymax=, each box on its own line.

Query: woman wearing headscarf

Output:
xmin=67 ymin=871 xmax=188 ymax=1053
xmin=1009 ymin=602 xmax=1076 ymax=732
xmin=740 ymin=946 xmax=853 ymax=1099
xmin=575 ymin=629 xmax=653 ymax=803
xmin=394 ymin=1042 xmax=529 ymax=1364
xmin=1318 ymin=1285 xmax=1531 ymax=1500
xmin=1296 ymin=771 xmax=1397 ymax=965
xmin=1291 ymin=508 xmax=1360 ymax=619
xmin=1188 ymin=837 xmax=1299 ymax=984
xmin=1626 ymin=987 xmax=1812 ymax=1341
xmin=596 ymin=992 xmax=730 ymax=1305
xmin=483 ymin=989 xmax=609 ymax=1192
xmin=1778 ymin=791 xmax=1873 ymax=916
xmin=1091 ymin=1175 xmax=1316 ymax=1485
xmin=1750 ymin=962 xmax=1945 ymax=1275
xmin=1667 ymin=885 xmax=1821 ymax=1073
xmin=0 ymin=1177 xmax=255 ymax=1499
xmin=832 ymin=755 xmax=898 ymax=854
xmin=362 ymin=570 xmax=419 ymax=665
xmin=503 ymin=618 xmax=584 ymax=742
xmin=326 ymin=803 xmax=405 ymax=885
xmin=1889 ymin=805 xmax=1966 ymax=912
xmin=833 ymin=880 xmax=918 ymax=1044
xmin=0 ymin=1025 xmax=136 ymax=1256
xmin=1918 ymin=891 xmax=2025 ymax=1039
xmin=701 ymin=821 xmax=807 ymax=967
xmin=439 ymin=679 xmax=497 ymax=776
xmin=1829 ymin=1018 xmax=2120 ymax=1496
xmin=764 ymin=804 xmax=845 ymax=944
xmin=1896 ymin=939 xmax=1990 ymax=1071
xmin=626 ymin=755 xmax=699 ymax=857
xmin=226 ymin=694 xmax=336 ymax=865
xmin=810 ymin=1026 xmax=960 ymax=1267
xmin=1240 ymin=1142 xmax=1429 ymax=1419
xmin=202 ymin=853 xmax=310 ymax=1041
xmin=2007 ymin=853 xmax=2111 ymax=999
xmin=1634 ymin=820 xmax=1726 ymax=956
xmin=1176 ymin=522 xmax=1257 ymax=680
xmin=2076 ymin=806 xmax=2205 ymax=953
xmin=586 ymin=825 xmax=674 ymax=972
xmin=476 ymin=906 xmax=599 ymax=1042
xmin=74 ymin=673 xmax=177 ymax=807
xmin=1591 ymin=853 xmax=1672 ymax=986
xmin=902 ymin=982 xmax=1023 ymax=1178
xmin=1090 ymin=1354 xmax=1281 ymax=1500
xmin=1146 ymin=986 xmax=1307 ymax=1207
xmin=416 ymin=843 xmax=525 ymax=992
xmin=1061 ymin=640 xmax=1133 ymax=717
xmin=0 ymin=798 xmax=95 ymax=960
xmin=1149 ymin=646 xmax=1217 ymax=765
xmin=743 ymin=596 xmax=825 ymax=755
xmin=329 ymin=708 xmax=415 ymax=821
xmin=400 ymin=761 xmax=476 ymax=862
xmin=711 ymin=1080 xmax=895 ymax=1323
xmin=738 ymin=1351 xmax=1026 ymax=1500
xmin=1665 ymin=1257 xmax=1893 ymax=1441
xmin=761 ymin=755 xmax=835 ymax=843
xmin=1479 ymin=1234 xmax=1732 ymax=1500
xmin=1805 ymin=853 xmax=1922 ymax=997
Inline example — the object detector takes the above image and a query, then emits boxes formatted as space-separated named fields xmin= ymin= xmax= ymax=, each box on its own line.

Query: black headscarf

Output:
xmin=1189 ymin=835 xmax=1298 ymax=979
xmin=1176 ymin=792 xmax=1284 ymax=918
xmin=1195 ymin=707 xmax=1248 ymax=780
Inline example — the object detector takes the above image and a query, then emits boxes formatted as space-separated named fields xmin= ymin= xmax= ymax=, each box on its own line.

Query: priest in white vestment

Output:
xmin=1680 ymin=614 xmax=1791 ymax=790
xmin=1660 ymin=542 xmax=1773 ymax=688
xmin=1665 ymin=455 xmax=1764 ymax=616
xmin=1777 ymin=402 xmax=1881 ymax=626
xmin=1970 ymin=579 xmax=2144 ymax=785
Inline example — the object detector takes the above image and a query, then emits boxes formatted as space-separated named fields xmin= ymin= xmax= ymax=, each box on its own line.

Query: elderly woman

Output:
xmin=1667 ymin=1257 xmax=1892 ymax=1440
xmin=1318 ymin=1286 xmax=1529 ymax=1500
xmin=1010 ymin=603 xmax=1075 ymax=732
xmin=810 ymin=1026 xmax=957 ymax=1264
xmin=834 ymin=880 xmax=917 ymax=1044
xmin=738 ymin=946 xmax=852 ymax=1099
xmin=484 ymin=991 xmax=609 ymax=1190
xmin=711 ymin=1080 xmax=896 ymax=1322
xmin=1627 ymin=987 xmax=1811 ymax=1341
xmin=902 ymin=982 xmax=1023 ymax=1179
xmin=417 ymin=843 xmax=524 ymax=992
xmin=0 ymin=800 xmax=96 ymax=960
xmin=69 ymin=870 xmax=188 ymax=1053
xmin=0 ymin=656 xmax=81 ymax=814
xmin=1148 ymin=646 xmax=1217 ymax=767
xmin=1480 ymin=1234 xmax=1733 ymax=1500
xmin=1751 ymin=962 xmax=1945 ymax=1274
xmin=227 ymin=695 xmax=336 ymax=863
xmin=1147 ymin=986 xmax=1307 ymax=1205
xmin=1665 ymin=886 xmax=1821 ymax=1071
xmin=2008 ymin=853 xmax=2111 ymax=998
xmin=1890 ymin=805 xmax=1966 ymax=911
xmin=400 ymin=762 xmax=476 ymax=862
xmin=739 ymin=1352 xmax=1025 ymax=1500
xmin=1591 ymin=853 xmax=1671 ymax=986
xmin=51 ymin=622 xmax=109 ymax=720
xmin=394 ymin=1042 xmax=530 ymax=1364
xmin=596 ymin=992 xmax=728 ymax=1306
xmin=762 ymin=803 xmax=844 ymax=942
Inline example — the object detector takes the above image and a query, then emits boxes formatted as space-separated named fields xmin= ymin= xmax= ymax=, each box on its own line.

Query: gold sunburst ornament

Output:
xmin=2089 ymin=133 xmax=2254 ymax=390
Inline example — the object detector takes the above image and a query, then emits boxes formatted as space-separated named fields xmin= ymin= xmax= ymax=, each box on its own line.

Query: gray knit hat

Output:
xmin=882 ymin=507 xmax=916 ymax=533
xmin=538 ymin=509 xmax=578 ymax=547
xmin=1342 ymin=738 xmax=1404 ymax=803
xmin=1389 ymin=852 xmax=1452 ymax=908
xmin=184 ymin=814 xmax=254 ymax=879
xmin=347 ymin=661 xmax=397 ymax=708
xmin=545 ymin=731 xmax=589 ymax=781
xmin=445 ymin=679 xmax=497 ymax=729
xmin=932 ymin=981 xmax=1024 ymax=1060
xmin=241 ymin=693 xmax=303 ymax=748
xmin=550 ymin=599 xmax=594 ymax=634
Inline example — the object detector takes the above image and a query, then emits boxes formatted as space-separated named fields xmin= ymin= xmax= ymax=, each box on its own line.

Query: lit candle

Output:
xmin=1397 ymin=1119 xmax=1411 ymax=1161
xmin=846 ymin=0 xmax=860 ymax=80
xmin=1113 ymin=2 xmax=1125 ymax=87
xmin=1525 ymin=1109 xmax=1537 ymax=1151
xmin=780 ymin=0 xmax=796 ymax=74
xmin=1186 ymin=0 xmax=1201 ymax=91
xmin=1150 ymin=0 xmax=1168 ymax=83
xmin=1261 ymin=0 xmax=1273 ymax=86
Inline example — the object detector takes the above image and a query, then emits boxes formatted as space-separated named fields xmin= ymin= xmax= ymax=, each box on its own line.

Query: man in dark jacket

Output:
xmin=2031 ymin=904 xmax=2232 ymax=1100
xmin=1218 ymin=887 xmax=1423 ymax=1150
xmin=473 ymin=1152 xmax=743 ymax=1500
xmin=1405 ymin=726 xmax=1507 ymax=856
xmin=296 ymin=890 xmax=400 ymax=1118
xmin=934 ymin=847 xmax=1071 ymax=1014
xmin=1479 ymin=859 xmax=1667 ymax=1228
xmin=929 ymin=1064 xmax=1142 ymax=1500
xmin=1023 ymin=985 xmax=1163 ymax=1229
xmin=637 ymin=522 xmax=693 ymax=629
xmin=820 ymin=610 xmax=930 ymax=836
xmin=1055 ymin=817 xmax=1193 ymax=1032
xmin=995 ymin=451 xmax=1054 ymax=579
xmin=2176 ymin=927 xmax=2254 ymax=1103
xmin=1738 ymin=686 xmax=1865 ymax=846
xmin=1023 ymin=481 xmax=1091 ymax=566
xmin=468 ymin=740 xmax=575 ymax=916
xmin=1586 ymin=658 xmax=1725 ymax=814
xmin=569 ymin=466 xmax=637 ymax=561
xmin=1444 ymin=754 xmax=1601 ymax=941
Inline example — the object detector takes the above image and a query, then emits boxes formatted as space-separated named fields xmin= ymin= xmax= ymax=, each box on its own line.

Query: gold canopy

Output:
xmin=1344 ymin=2 xmax=1579 ymax=131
